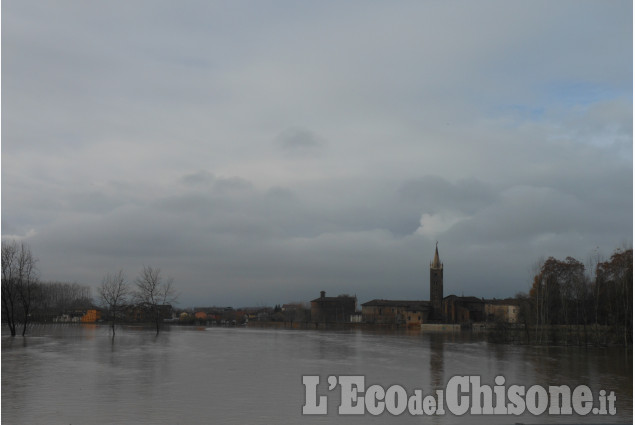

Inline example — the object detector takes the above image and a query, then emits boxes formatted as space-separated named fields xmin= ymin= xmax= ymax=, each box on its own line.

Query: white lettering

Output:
xmin=338 ymin=375 xmax=365 ymax=414
xmin=548 ymin=385 xmax=572 ymax=414
xmin=302 ymin=375 xmax=327 ymax=414
xmin=507 ymin=384 xmax=525 ymax=415
xmin=526 ymin=385 xmax=548 ymax=415
xmin=446 ymin=376 xmax=470 ymax=415
xmin=470 ymin=376 xmax=494 ymax=414
xmin=385 ymin=385 xmax=408 ymax=415
xmin=572 ymin=385 xmax=593 ymax=415
xmin=365 ymin=384 xmax=385 ymax=416
xmin=407 ymin=389 xmax=423 ymax=415
xmin=423 ymin=394 xmax=437 ymax=415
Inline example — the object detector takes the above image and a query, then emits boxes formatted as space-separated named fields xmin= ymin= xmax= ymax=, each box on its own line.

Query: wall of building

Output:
xmin=484 ymin=303 xmax=519 ymax=323
xmin=310 ymin=296 xmax=356 ymax=323
xmin=361 ymin=305 xmax=428 ymax=326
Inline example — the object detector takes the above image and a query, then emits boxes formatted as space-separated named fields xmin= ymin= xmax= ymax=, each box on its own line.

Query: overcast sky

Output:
xmin=2 ymin=1 xmax=632 ymax=308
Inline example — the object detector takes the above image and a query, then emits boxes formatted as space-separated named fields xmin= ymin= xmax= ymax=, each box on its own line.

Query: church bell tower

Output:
xmin=430 ymin=242 xmax=443 ymax=321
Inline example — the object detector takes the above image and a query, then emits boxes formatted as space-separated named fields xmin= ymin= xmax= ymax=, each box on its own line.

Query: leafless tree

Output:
xmin=586 ymin=247 xmax=604 ymax=327
xmin=2 ymin=242 xmax=20 ymax=336
xmin=134 ymin=266 xmax=177 ymax=335
xmin=98 ymin=270 xmax=130 ymax=336
xmin=16 ymin=253 xmax=39 ymax=336
xmin=1 ymin=240 xmax=39 ymax=336
xmin=36 ymin=281 xmax=92 ymax=320
xmin=597 ymin=248 xmax=633 ymax=346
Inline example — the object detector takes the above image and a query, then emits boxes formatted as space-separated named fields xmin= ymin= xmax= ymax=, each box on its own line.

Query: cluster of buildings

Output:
xmin=310 ymin=244 xmax=520 ymax=327
xmin=56 ymin=305 xmax=177 ymax=324
xmin=57 ymin=244 xmax=519 ymax=329
xmin=180 ymin=306 xmax=275 ymax=325
xmin=53 ymin=309 xmax=102 ymax=323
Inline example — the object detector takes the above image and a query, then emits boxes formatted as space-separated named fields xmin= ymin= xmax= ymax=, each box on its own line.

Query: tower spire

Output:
xmin=429 ymin=241 xmax=444 ymax=321
xmin=431 ymin=241 xmax=441 ymax=269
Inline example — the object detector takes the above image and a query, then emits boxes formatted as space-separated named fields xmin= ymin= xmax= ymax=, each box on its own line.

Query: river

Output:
xmin=2 ymin=324 xmax=632 ymax=424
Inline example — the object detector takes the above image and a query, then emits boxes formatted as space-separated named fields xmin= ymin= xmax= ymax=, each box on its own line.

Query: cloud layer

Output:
xmin=2 ymin=1 xmax=632 ymax=306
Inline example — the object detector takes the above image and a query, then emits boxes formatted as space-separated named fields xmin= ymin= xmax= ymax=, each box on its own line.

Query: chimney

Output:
xmin=320 ymin=291 xmax=325 ymax=299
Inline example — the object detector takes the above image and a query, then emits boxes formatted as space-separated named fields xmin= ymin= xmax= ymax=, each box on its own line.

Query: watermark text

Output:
xmin=302 ymin=375 xmax=617 ymax=416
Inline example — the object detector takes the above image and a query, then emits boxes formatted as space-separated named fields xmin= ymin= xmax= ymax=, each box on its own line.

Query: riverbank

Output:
xmin=7 ymin=320 xmax=629 ymax=347
xmin=246 ymin=321 xmax=628 ymax=347
xmin=246 ymin=320 xmax=406 ymax=331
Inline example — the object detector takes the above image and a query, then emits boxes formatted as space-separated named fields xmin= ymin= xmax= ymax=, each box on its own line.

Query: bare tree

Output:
xmin=597 ymin=248 xmax=633 ymax=346
xmin=36 ymin=281 xmax=93 ymax=320
xmin=134 ymin=266 xmax=177 ymax=335
xmin=1 ymin=240 xmax=38 ymax=336
xmin=98 ymin=270 xmax=129 ymax=336
xmin=2 ymin=241 xmax=20 ymax=336
xmin=587 ymin=247 xmax=604 ymax=327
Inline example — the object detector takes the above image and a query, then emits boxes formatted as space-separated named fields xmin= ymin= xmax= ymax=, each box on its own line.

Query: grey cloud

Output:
xmin=2 ymin=1 xmax=631 ymax=307
xmin=445 ymin=185 xmax=588 ymax=244
xmin=399 ymin=176 xmax=497 ymax=215
xmin=213 ymin=176 xmax=254 ymax=194
xmin=276 ymin=128 xmax=326 ymax=156
xmin=180 ymin=170 xmax=215 ymax=187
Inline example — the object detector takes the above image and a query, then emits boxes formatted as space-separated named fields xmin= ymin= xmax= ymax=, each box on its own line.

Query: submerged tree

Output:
xmin=2 ymin=242 xmax=20 ymax=336
xmin=98 ymin=270 xmax=130 ymax=337
xmin=134 ymin=266 xmax=177 ymax=335
xmin=530 ymin=257 xmax=585 ymax=321
xmin=526 ymin=248 xmax=632 ymax=346
xmin=36 ymin=281 xmax=93 ymax=321
xmin=596 ymin=248 xmax=633 ymax=346
xmin=1 ymin=240 xmax=39 ymax=336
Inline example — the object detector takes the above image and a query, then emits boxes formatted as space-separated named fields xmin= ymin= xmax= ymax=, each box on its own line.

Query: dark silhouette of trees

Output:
xmin=525 ymin=248 xmax=632 ymax=345
xmin=1 ymin=240 xmax=39 ymax=336
xmin=97 ymin=270 xmax=130 ymax=337
xmin=35 ymin=281 xmax=93 ymax=321
xmin=596 ymin=248 xmax=632 ymax=346
xmin=2 ymin=242 xmax=20 ymax=336
xmin=134 ymin=266 xmax=177 ymax=335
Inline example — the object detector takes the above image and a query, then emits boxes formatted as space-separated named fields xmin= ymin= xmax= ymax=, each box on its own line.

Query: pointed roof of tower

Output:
xmin=431 ymin=242 xmax=442 ymax=268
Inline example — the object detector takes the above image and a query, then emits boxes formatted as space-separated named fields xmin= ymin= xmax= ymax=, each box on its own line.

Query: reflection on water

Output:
xmin=429 ymin=333 xmax=445 ymax=389
xmin=2 ymin=324 xmax=632 ymax=424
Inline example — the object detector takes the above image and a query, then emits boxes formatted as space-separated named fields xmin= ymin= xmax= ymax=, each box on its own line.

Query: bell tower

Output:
xmin=429 ymin=242 xmax=443 ymax=321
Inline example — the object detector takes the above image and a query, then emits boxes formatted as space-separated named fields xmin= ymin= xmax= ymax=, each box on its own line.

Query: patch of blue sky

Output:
xmin=496 ymin=104 xmax=546 ymax=121
xmin=491 ymin=80 xmax=630 ymax=125
xmin=542 ymin=80 xmax=631 ymax=108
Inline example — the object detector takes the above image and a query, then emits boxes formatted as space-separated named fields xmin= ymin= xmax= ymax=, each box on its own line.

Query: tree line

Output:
xmin=515 ymin=247 xmax=632 ymax=346
xmin=3 ymin=239 xmax=631 ymax=343
xmin=1 ymin=240 xmax=177 ymax=337
xmin=99 ymin=266 xmax=177 ymax=336
xmin=2 ymin=241 xmax=94 ymax=335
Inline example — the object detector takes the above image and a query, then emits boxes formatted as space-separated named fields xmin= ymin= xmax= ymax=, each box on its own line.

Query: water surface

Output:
xmin=2 ymin=324 xmax=632 ymax=424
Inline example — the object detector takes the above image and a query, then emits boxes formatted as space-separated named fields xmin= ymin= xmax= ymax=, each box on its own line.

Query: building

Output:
xmin=124 ymin=304 xmax=174 ymax=323
xmin=361 ymin=243 xmax=443 ymax=325
xmin=350 ymin=312 xmax=363 ymax=323
xmin=442 ymin=297 xmax=521 ymax=324
xmin=361 ymin=300 xmax=430 ymax=326
xmin=358 ymin=243 xmax=521 ymax=327
xmin=442 ymin=295 xmax=485 ymax=324
xmin=430 ymin=242 xmax=444 ymax=321
xmin=310 ymin=291 xmax=356 ymax=323
xmin=80 ymin=309 xmax=102 ymax=323
xmin=194 ymin=311 xmax=208 ymax=321
xmin=484 ymin=299 xmax=520 ymax=323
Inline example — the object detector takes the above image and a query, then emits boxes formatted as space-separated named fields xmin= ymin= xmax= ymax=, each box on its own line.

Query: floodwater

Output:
xmin=2 ymin=324 xmax=632 ymax=424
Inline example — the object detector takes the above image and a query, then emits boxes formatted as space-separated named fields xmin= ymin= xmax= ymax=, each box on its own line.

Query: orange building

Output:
xmin=81 ymin=309 xmax=102 ymax=323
